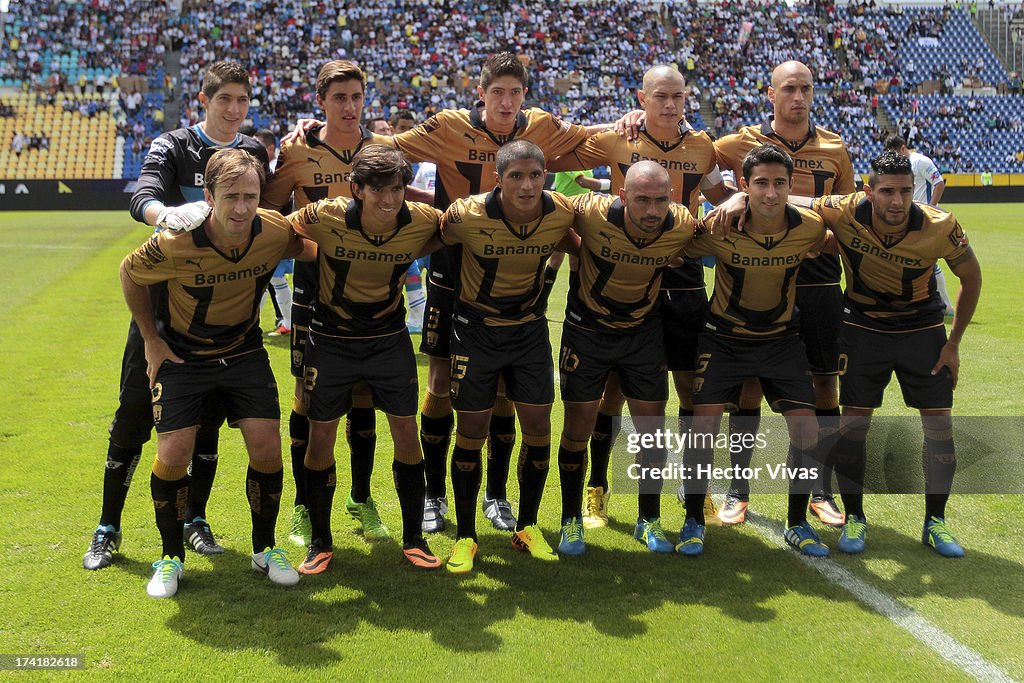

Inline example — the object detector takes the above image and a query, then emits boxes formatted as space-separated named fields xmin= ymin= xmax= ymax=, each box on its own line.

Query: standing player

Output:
xmin=549 ymin=65 xmax=730 ymax=529
xmin=391 ymin=53 xmax=598 ymax=534
xmin=262 ymin=60 xmax=393 ymax=547
xmin=680 ymin=144 xmax=828 ymax=557
xmin=713 ymin=60 xmax=855 ymax=527
xmin=120 ymin=149 xmax=304 ymax=597
xmin=884 ymin=135 xmax=956 ymax=316
xmin=556 ymin=161 xmax=696 ymax=556
xmin=441 ymin=141 xmax=577 ymax=574
xmin=798 ymin=151 xmax=981 ymax=557
xmin=84 ymin=61 xmax=269 ymax=570
xmin=285 ymin=146 xmax=443 ymax=574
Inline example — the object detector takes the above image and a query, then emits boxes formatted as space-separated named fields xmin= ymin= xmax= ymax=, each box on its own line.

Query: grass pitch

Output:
xmin=1 ymin=206 xmax=1022 ymax=679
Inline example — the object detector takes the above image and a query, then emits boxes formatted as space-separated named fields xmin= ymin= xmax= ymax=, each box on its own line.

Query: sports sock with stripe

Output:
xmin=450 ymin=434 xmax=484 ymax=540
xmin=304 ymin=460 xmax=336 ymax=547
xmin=557 ymin=437 xmax=587 ymax=522
xmin=347 ymin=405 xmax=376 ymax=503
xmin=485 ymin=397 xmax=516 ymax=500
xmin=420 ymin=391 xmax=453 ymax=499
xmin=393 ymin=459 xmax=427 ymax=544
xmin=100 ymin=442 xmax=142 ymax=529
xmin=246 ymin=465 xmax=283 ymax=552
xmin=151 ymin=458 xmax=188 ymax=560
xmin=516 ymin=433 xmax=550 ymax=530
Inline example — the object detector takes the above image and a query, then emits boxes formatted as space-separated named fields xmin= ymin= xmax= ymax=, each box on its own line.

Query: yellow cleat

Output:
xmin=511 ymin=525 xmax=558 ymax=561
xmin=446 ymin=538 xmax=478 ymax=574
xmin=582 ymin=486 xmax=610 ymax=529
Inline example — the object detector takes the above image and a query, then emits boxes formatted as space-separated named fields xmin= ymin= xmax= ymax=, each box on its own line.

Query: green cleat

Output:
xmin=345 ymin=495 xmax=391 ymax=541
xmin=288 ymin=505 xmax=312 ymax=547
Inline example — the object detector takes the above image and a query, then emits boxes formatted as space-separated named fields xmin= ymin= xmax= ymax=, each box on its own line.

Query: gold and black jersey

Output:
xmin=567 ymin=193 xmax=696 ymax=331
xmin=440 ymin=189 xmax=574 ymax=327
xmin=395 ymin=103 xmax=589 ymax=289
xmin=685 ymin=205 xmax=826 ymax=338
xmin=715 ymin=119 xmax=855 ymax=287
xmin=123 ymin=210 xmax=300 ymax=360
xmin=262 ymin=124 xmax=392 ymax=211
xmin=569 ymin=123 xmax=716 ymax=292
xmin=288 ymin=197 xmax=440 ymax=338
xmin=812 ymin=192 xmax=971 ymax=332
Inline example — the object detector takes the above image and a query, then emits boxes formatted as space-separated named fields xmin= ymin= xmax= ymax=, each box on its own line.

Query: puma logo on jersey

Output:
xmin=184 ymin=258 xmax=203 ymax=270
xmin=307 ymin=156 xmax=323 ymax=168
xmin=598 ymin=231 xmax=614 ymax=246
xmin=464 ymin=132 xmax=478 ymax=144
xmin=478 ymin=229 xmax=498 ymax=241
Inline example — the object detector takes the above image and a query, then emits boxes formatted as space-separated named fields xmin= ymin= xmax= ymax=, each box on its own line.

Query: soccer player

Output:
xmin=679 ymin=144 xmax=828 ymax=557
xmin=261 ymin=60 xmax=394 ymax=548
xmin=84 ymin=61 xmax=269 ymax=571
xmin=549 ymin=64 xmax=730 ymax=529
xmin=884 ymin=135 xmax=956 ymax=316
xmin=441 ymin=140 xmax=577 ymax=574
xmin=713 ymin=60 xmax=855 ymax=527
xmin=797 ymin=151 xmax=981 ymax=557
xmin=391 ymin=53 xmax=598 ymax=534
xmin=121 ymin=149 xmax=305 ymax=597
xmin=286 ymin=145 xmax=443 ymax=573
xmin=556 ymin=161 xmax=696 ymax=556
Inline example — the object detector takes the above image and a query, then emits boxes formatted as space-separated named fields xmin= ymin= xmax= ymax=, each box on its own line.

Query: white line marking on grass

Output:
xmin=0 ymin=243 xmax=98 ymax=250
xmin=742 ymin=509 xmax=1015 ymax=683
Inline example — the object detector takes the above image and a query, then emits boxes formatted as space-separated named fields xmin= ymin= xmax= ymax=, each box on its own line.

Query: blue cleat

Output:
xmin=633 ymin=518 xmax=674 ymax=553
xmin=922 ymin=516 xmax=964 ymax=558
xmin=785 ymin=520 xmax=830 ymax=557
xmin=837 ymin=514 xmax=868 ymax=554
xmin=558 ymin=517 xmax=586 ymax=556
xmin=675 ymin=518 xmax=706 ymax=556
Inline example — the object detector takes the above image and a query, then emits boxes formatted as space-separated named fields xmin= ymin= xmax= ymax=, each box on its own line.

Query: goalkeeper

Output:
xmin=83 ymin=61 xmax=270 ymax=571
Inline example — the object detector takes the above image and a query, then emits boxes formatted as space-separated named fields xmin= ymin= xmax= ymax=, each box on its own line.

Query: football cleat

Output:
xmin=402 ymin=538 xmax=442 ymax=569
xmin=676 ymin=518 xmax=706 ymax=557
xmin=582 ymin=486 xmax=609 ymax=529
xmin=184 ymin=518 xmax=224 ymax=555
xmin=809 ymin=494 xmax=846 ymax=527
xmin=837 ymin=514 xmax=868 ymax=555
xmin=634 ymin=518 xmax=674 ymax=553
xmin=717 ymin=493 xmax=749 ymax=526
xmin=784 ymin=521 xmax=830 ymax=557
xmin=146 ymin=556 xmax=184 ymax=598
xmin=298 ymin=542 xmax=334 ymax=575
xmin=345 ymin=495 xmax=391 ymax=541
xmin=922 ymin=516 xmax=964 ymax=558
xmin=703 ymin=493 xmax=719 ymax=522
xmin=482 ymin=495 xmax=517 ymax=531
xmin=446 ymin=538 xmax=478 ymax=574
xmin=558 ymin=517 xmax=586 ymax=556
xmin=511 ymin=525 xmax=558 ymax=561
xmin=422 ymin=496 xmax=448 ymax=534
xmin=83 ymin=525 xmax=121 ymax=570
xmin=288 ymin=505 xmax=312 ymax=547
xmin=252 ymin=547 xmax=300 ymax=586
xmin=268 ymin=324 xmax=291 ymax=336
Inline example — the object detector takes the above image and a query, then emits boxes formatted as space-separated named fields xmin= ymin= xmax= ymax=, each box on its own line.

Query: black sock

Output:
xmin=588 ymin=411 xmax=617 ymax=490
xmin=305 ymin=463 xmax=337 ymax=547
xmin=516 ymin=436 xmax=550 ymax=530
xmin=347 ymin=407 xmax=376 ymax=502
xmin=813 ymin=407 xmax=841 ymax=497
xmin=246 ymin=467 xmax=283 ymax=552
xmin=421 ymin=412 xmax=454 ymax=499
xmin=684 ymin=445 xmax=714 ymax=525
xmin=923 ymin=431 xmax=956 ymax=520
xmin=393 ymin=460 xmax=427 ymax=544
xmin=558 ymin=438 xmax=587 ymax=522
xmin=151 ymin=468 xmax=188 ymax=560
xmin=834 ymin=433 xmax=867 ymax=519
xmin=485 ymin=411 xmax=516 ymax=500
xmin=450 ymin=442 xmax=483 ymax=540
xmin=289 ymin=410 xmax=309 ymax=507
xmin=99 ymin=442 xmax=142 ymax=529
xmin=186 ymin=427 xmax=219 ymax=521
xmin=787 ymin=445 xmax=813 ymax=527
xmin=637 ymin=447 xmax=667 ymax=521
xmin=728 ymin=407 xmax=760 ymax=498
xmin=678 ymin=407 xmax=694 ymax=435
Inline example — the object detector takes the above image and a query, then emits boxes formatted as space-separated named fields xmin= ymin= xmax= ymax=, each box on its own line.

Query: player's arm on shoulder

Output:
xmin=415 ymin=209 xmax=445 ymax=258
xmin=574 ymin=175 xmax=607 ymax=191
xmin=438 ymin=200 xmax=466 ymax=245
xmin=281 ymin=118 xmax=323 ymax=147
xmin=702 ymin=191 xmax=748 ymax=236
xmin=130 ymin=134 xmax=179 ymax=225
xmin=702 ymin=171 xmax=734 ymax=205
xmin=119 ymin=238 xmax=182 ymax=386
xmin=805 ymin=193 xmax=851 ymax=226
xmin=557 ymin=228 xmax=581 ymax=257
xmin=404 ymin=185 xmax=433 ymax=203
xmin=260 ymin=145 xmax=295 ymax=211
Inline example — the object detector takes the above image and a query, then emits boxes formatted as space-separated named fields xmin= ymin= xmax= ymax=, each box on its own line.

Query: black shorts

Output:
xmin=449 ymin=318 xmax=554 ymax=411
xmin=289 ymin=260 xmax=316 ymax=378
xmin=693 ymin=330 xmax=816 ymax=413
xmin=838 ymin=323 xmax=953 ymax=410
xmin=109 ymin=320 xmax=226 ymax=446
xmin=559 ymin=322 xmax=667 ymax=403
xmin=795 ymin=284 xmax=843 ymax=375
xmin=661 ymin=288 xmax=708 ymax=372
xmin=419 ymin=282 xmax=454 ymax=359
xmin=304 ymin=331 xmax=419 ymax=421
xmin=152 ymin=349 xmax=279 ymax=434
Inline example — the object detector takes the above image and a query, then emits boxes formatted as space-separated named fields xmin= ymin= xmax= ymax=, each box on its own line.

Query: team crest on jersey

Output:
xmin=551 ymin=115 xmax=571 ymax=132
xmin=139 ymin=237 xmax=167 ymax=268
xmin=302 ymin=204 xmax=320 ymax=224
xmin=822 ymin=195 xmax=842 ymax=209
xmin=948 ymin=222 xmax=969 ymax=249
xmin=446 ymin=205 xmax=463 ymax=224
xmin=421 ymin=116 xmax=442 ymax=134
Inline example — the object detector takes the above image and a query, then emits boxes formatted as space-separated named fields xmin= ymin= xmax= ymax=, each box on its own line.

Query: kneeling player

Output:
xmin=680 ymin=144 xmax=828 ymax=557
xmin=120 ymin=149 xmax=306 ymax=597
xmin=557 ymin=161 xmax=696 ymax=555
xmin=287 ymin=145 xmax=443 ymax=573
xmin=441 ymin=140 xmax=577 ymax=574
